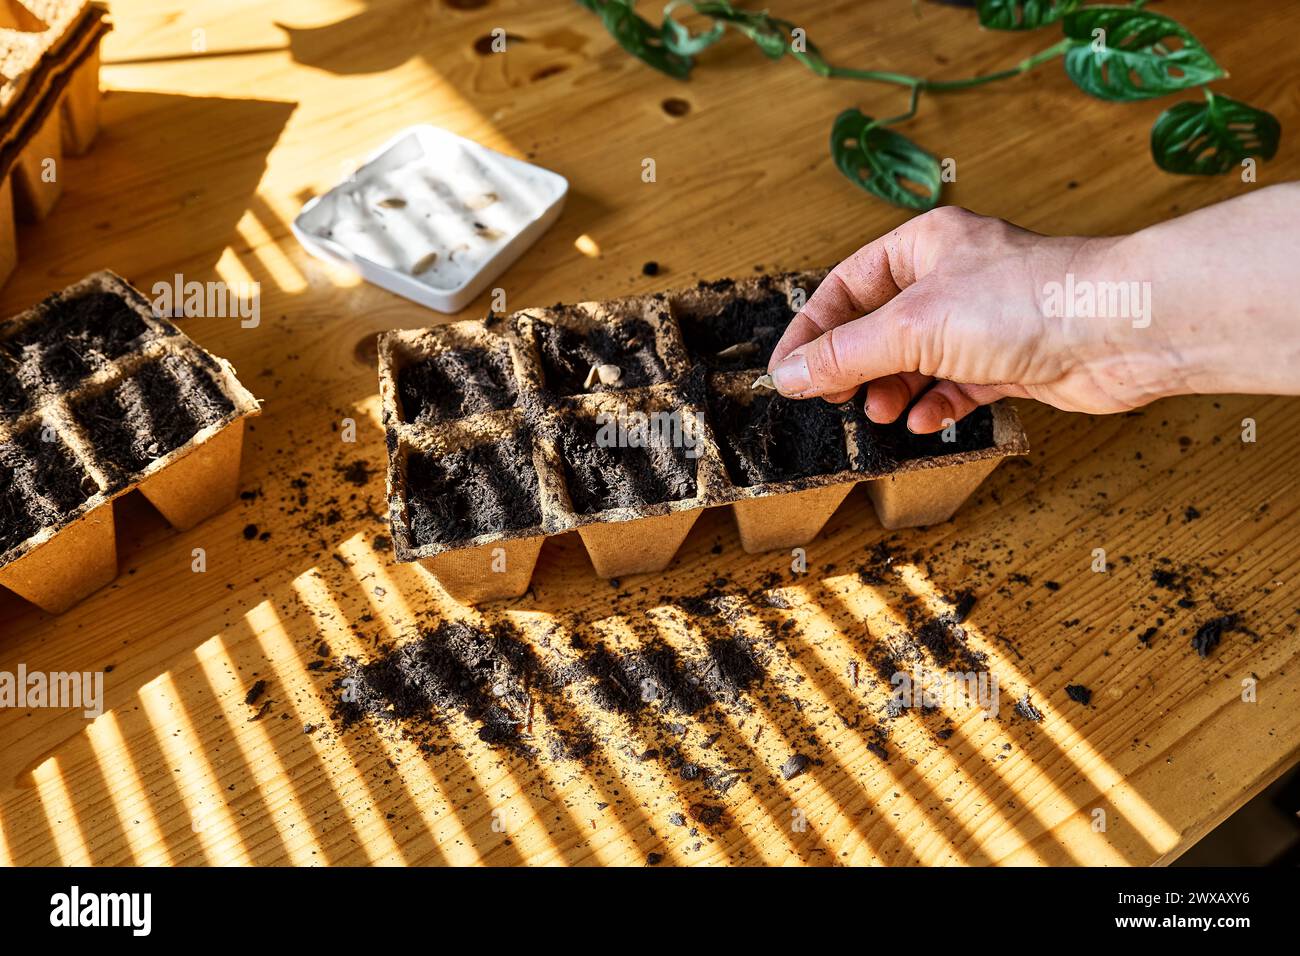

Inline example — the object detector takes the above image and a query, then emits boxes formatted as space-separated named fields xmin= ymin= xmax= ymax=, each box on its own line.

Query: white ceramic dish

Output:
xmin=292 ymin=125 xmax=569 ymax=314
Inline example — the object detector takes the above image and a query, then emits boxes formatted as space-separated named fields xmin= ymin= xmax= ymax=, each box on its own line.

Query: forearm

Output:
xmin=1102 ymin=183 xmax=1300 ymax=399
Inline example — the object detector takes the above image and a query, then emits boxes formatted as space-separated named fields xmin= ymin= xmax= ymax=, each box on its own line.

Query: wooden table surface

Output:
xmin=1 ymin=0 xmax=1297 ymax=866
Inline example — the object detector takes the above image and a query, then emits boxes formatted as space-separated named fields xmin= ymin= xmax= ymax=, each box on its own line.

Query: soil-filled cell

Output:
xmin=397 ymin=343 xmax=518 ymax=425
xmin=858 ymin=405 xmax=995 ymax=471
xmin=535 ymin=317 xmax=669 ymax=396
xmin=678 ymin=290 xmax=792 ymax=371
xmin=0 ymin=425 xmax=96 ymax=556
xmin=74 ymin=353 xmax=236 ymax=477
xmin=708 ymin=390 xmax=851 ymax=487
xmin=2 ymin=291 xmax=153 ymax=393
xmin=555 ymin=411 xmax=698 ymax=515
xmin=404 ymin=429 xmax=542 ymax=545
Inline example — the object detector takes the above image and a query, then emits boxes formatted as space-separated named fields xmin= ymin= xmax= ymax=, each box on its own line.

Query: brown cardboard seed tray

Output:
xmin=0 ymin=270 xmax=261 ymax=614
xmin=0 ymin=1 xmax=110 ymax=288
xmin=379 ymin=270 xmax=1028 ymax=604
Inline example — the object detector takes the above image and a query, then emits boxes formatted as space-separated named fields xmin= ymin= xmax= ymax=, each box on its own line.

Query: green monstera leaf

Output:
xmin=580 ymin=0 xmax=694 ymax=78
xmin=1152 ymin=90 xmax=1281 ymax=175
xmin=831 ymin=108 xmax=942 ymax=211
xmin=662 ymin=1 xmax=726 ymax=56
xmin=977 ymin=0 xmax=1079 ymax=31
xmin=1062 ymin=6 xmax=1223 ymax=101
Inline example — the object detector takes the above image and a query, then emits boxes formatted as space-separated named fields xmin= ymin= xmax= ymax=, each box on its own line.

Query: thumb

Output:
xmin=769 ymin=286 xmax=937 ymax=399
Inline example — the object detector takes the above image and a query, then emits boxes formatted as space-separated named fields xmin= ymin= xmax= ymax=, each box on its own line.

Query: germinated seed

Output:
xmin=597 ymin=364 xmax=622 ymax=385
xmin=751 ymin=374 xmax=776 ymax=391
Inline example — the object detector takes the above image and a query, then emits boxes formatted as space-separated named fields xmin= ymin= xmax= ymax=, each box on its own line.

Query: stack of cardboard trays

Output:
xmin=0 ymin=1 xmax=111 ymax=285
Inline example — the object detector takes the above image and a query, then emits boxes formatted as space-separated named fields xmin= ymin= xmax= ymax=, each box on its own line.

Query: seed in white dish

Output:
xmin=411 ymin=252 xmax=439 ymax=275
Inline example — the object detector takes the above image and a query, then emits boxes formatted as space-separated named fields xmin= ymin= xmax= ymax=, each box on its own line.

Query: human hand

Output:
xmin=767 ymin=187 xmax=1300 ymax=432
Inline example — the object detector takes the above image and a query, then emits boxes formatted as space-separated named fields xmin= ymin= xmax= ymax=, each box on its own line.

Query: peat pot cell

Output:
xmin=554 ymin=406 xmax=700 ymax=516
xmin=73 ymin=353 xmax=236 ymax=479
xmin=677 ymin=285 xmax=794 ymax=371
xmin=707 ymin=387 xmax=854 ymax=487
xmin=397 ymin=340 xmax=519 ymax=425
xmin=858 ymin=405 xmax=995 ymax=472
xmin=533 ymin=314 xmax=671 ymax=396
xmin=404 ymin=429 xmax=543 ymax=547
xmin=0 ymin=425 xmax=98 ymax=558
xmin=1 ymin=291 xmax=155 ymax=394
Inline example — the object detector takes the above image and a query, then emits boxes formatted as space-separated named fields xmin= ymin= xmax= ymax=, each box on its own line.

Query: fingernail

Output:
xmin=771 ymin=354 xmax=811 ymax=395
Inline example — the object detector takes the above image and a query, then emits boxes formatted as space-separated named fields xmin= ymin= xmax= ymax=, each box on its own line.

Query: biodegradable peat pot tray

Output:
xmin=380 ymin=270 xmax=1029 ymax=604
xmin=0 ymin=1 xmax=111 ymax=288
xmin=0 ymin=271 xmax=260 ymax=614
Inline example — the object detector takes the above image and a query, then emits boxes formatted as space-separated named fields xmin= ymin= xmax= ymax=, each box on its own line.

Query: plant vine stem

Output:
xmin=874 ymin=83 xmax=922 ymax=129
xmin=827 ymin=38 xmax=1071 ymax=93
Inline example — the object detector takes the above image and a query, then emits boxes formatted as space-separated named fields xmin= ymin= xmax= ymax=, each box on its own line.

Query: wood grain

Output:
xmin=0 ymin=0 xmax=1297 ymax=866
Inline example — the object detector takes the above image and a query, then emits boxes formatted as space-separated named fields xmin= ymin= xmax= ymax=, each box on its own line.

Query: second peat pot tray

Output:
xmin=379 ymin=270 xmax=1028 ymax=603
xmin=0 ymin=271 xmax=260 ymax=614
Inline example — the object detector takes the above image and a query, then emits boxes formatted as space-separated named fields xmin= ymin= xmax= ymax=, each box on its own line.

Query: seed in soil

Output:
xmin=73 ymin=353 xmax=235 ymax=480
xmin=534 ymin=316 xmax=668 ymax=396
xmin=0 ymin=424 xmax=97 ymax=556
xmin=397 ymin=342 xmax=518 ymax=425
xmin=678 ymin=288 xmax=792 ymax=371
xmin=404 ymin=429 xmax=542 ymax=545
xmin=553 ymin=410 xmax=697 ymax=515
xmin=707 ymin=390 xmax=850 ymax=486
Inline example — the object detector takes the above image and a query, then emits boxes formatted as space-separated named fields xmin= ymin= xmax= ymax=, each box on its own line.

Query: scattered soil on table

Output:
xmin=678 ymin=288 xmax=790 ymax=371
xmin=404 ymin=428 xmax=541 ymax=545
xmin=74 ymin=353 xmax=235 ymax=479
xmin=708 ymin=390 xmax=851 ymax=486
xmin=1065 ymin=684 xmax=1092 ymax=705
xmin=1 ymin=291 xmax=152 ymax=397
xmin=333 ymin=617 xmax=775 ymax=778
xmin=552 ymin=409 xmax=697 ymax=514
xmin=534 ymin=316 xmax=668 ymax=396
xmin=0 ymin=425 xmax=95 ymax=555
xmin=397 ymin=343 xmax=518 ymax=425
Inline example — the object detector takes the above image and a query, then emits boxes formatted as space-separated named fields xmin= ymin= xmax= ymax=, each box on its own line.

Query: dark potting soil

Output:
xmin=554 ymin=410 xmax=697 ymax=514
xmin=1065 ymin=684 xmax=1092 ymax=705
xmin=1192 ymin=613 xmax=1241 ymax=658
xmin=1 ymin=291 xmax=152 ymax=396
xmin=334 ymin=620 xmax=546 ymax=753
xmin=332 ymin=616 xmax=772 ymax=772
xmin=0 ymin=425 xmax=95 ymax=555
xmin=0 ymin=357 xmax=27 ymax=419
xmin=678 ymin=289 xmax=791 ymax=371
xmin=707 ymin=390 xmax=851 ymax=486
xmin=74 ymin=353 xmax=235 ymax=479
xmin=404 ymin=428 xmax=542 ymax=545
xmin=857 ymin=404 xmax=995 ymax=470
xmin=534 ymin=316 xmax=668 ymax=396
xmin=397 ymin=343 xmax=518 ymax=425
